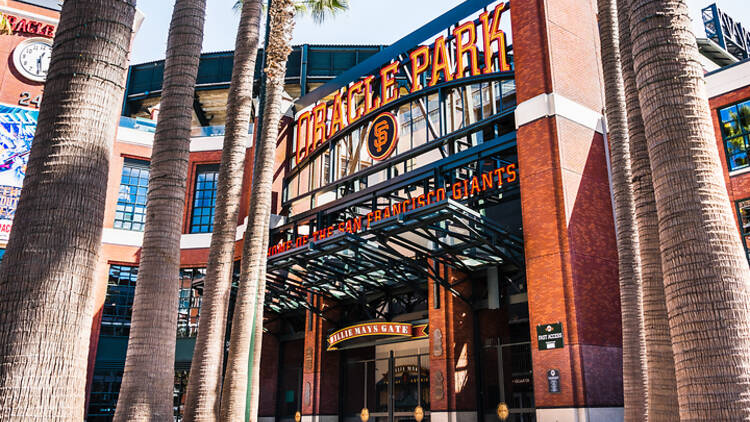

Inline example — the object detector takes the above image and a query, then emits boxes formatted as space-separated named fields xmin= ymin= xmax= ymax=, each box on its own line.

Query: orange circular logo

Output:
xmin=366 ymin=112 xmax=399 ymax=161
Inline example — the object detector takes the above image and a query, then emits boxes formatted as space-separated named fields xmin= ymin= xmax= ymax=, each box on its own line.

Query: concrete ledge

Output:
xmin=116 ymin=126 xmax=154 ymax=148
xmin=102 ymin=228 xmax=144 ymax=247
xmin=706 ymin=60 xmax=750 ymax=99
xmin=536 ymin=407 xmax=624 ymax=422
xmin=515 ymin=92 xmax=605 ymax=134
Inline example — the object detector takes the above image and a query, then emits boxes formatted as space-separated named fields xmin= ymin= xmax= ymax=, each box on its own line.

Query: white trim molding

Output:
xmin=180 ymin=233 xmax=212 ymax=249
xmin=536 ymin=407 xmax=624 ymax=422
xmin=515 ymin=93 xmax=605 ymax=134
xmin=102 ymin=228 xmax=144 ymax=247
xmin=729 ymin=166 xmax=750 ymax=178
xmin=0 ymin=6 xmax=59 ymax=24
xmin=116 ymin=126 xmax=154 ymax=148
xmin=705 ymin=61 xmax=750 ymax=99
xmin=189 ymin=136 xmax=225 ymax=152
xmin=102 ymin=216 xmax=256 ymax=249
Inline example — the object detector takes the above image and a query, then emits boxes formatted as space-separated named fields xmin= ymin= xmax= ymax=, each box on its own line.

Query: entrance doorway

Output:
xmin=342 ymin=339 xmax=429 ymax=422
xmin=481 ymin=339 xmax=535 ymax=421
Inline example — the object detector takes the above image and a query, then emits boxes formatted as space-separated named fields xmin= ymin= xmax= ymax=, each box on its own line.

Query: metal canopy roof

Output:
xmin=264 ymin=199 xmax=524 ymax=315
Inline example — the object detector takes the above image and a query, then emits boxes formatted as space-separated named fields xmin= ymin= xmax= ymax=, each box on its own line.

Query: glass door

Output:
xmin=342 ymin=345 xmax=430 ymax=422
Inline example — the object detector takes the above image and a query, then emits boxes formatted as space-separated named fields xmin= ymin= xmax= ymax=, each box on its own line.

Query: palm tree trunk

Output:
xmin=0 ymin=1 xmax=136 ymax=419
xmin=183 ymin=1 xmax=263 ymax=420
xmin=596 ymin=0 xmax=648 ymax=419
xmin=616 ymin=0 xmax=679 ymax=419
xmin=627 ymin=0 xmax=750 ymax=419
xmin=113 ymin=0 xmax=206 ymax=420
xmin=220 ymin=1 xmax=296 ymax=420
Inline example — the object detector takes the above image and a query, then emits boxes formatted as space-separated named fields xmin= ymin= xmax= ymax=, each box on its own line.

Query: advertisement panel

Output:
xmin=0 ymin=105 xmax=37 ymax=242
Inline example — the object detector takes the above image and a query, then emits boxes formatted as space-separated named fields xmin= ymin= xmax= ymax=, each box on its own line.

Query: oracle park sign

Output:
xmin=293 ymin=2 xmax=510 ymax=166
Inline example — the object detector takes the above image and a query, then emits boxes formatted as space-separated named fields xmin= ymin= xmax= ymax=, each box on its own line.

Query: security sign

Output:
xmin=367 ymin=112 xmax=399 ymax=161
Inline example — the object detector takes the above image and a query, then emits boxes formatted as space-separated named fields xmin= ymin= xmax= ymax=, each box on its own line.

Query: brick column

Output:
xmin=429 ymin=265 xmax=477 ymax=422
xmin=511 ymin=1 xmax=624 ymax=421
xmin=301 ymin=296 xmax=340 ymax=422
xmin=258 ymin=321 xmax=281 ymax=421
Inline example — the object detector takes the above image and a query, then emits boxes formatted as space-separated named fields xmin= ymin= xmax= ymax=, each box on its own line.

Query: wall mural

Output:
xmin=0 ymin=105 xmax=37 ymax=242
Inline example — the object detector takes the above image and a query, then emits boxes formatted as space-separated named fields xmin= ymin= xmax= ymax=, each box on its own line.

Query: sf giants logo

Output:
xmin=367 ymin=112 xmax=399 ymax=161
xmin=373 ymin=120 xmax=390 ymax=153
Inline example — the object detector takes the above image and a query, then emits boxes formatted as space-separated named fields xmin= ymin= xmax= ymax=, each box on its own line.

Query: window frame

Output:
xmin=718 ymin=98 xmax=750 ymax=173
xmin=735 ymin=197 xmax=750 ymax=263
xmin=114 ymin=157 xmax=150 ymax=232
xmin=101 ymin=263 xmax=139 ymax=337
xmin=189 ymin=163 xmax=220 ymax=234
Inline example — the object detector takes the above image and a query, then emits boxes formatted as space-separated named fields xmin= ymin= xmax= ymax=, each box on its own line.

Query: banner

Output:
xmin=0 ymin=106 xmax=38 ymax=242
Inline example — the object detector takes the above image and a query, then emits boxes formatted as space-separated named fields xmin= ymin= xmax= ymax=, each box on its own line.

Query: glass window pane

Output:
xmin=731 ymin=152 xmax=749 ymax=170
xmin=739 ymin=102 xmax=750 ymax=133
xmin=114 ymin=159 xmax=150 ymax=232
xmin=190 ymin=164 xmax=220 ymax=233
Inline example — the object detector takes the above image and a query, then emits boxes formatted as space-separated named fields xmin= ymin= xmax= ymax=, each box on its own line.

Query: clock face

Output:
xmin=13 ymin=38 xmax=53 ymax=83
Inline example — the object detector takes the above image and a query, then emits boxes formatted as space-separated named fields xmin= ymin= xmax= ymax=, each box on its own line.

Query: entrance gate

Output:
xmin=342 ymin=342 xmax=430 ymax=422
xmin=481 ymin=340 xmax=535 ymax=422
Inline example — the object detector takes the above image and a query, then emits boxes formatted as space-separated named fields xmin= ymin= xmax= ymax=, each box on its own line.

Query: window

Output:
xmin=87 ymin=367 xmax=123 ymax=420
xmin=87 ymin=367 xmax=194 ymax=421
xmin=190 ymin=164 xmax=219 ymax=233
xmin=114 ymin=158 xmax=149 ymax=231
xmin=720 ymin=100 xmax=750 ymax=171
xmin=101 ymin=265 xmax=138 ymax=337
xmin=177 ymin=268 xmax=205 ymax=338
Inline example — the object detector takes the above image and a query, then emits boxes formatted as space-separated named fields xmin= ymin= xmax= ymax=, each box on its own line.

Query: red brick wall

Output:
xmin=512 ymin=0 xmax=623 ymax=409
xmin=710 ymin=85 xmax=750 ymax=208
xmin=428 ymin=265 xmax=477 ymax=412
xmin=301 ymin=296 xmax=340 ymax=416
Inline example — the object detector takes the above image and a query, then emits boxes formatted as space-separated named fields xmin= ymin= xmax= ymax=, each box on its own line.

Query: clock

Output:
xmin=13 ymin=37 xmax=53 ymax=83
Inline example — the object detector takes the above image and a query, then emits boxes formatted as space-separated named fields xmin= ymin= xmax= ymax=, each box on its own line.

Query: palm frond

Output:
xmin=297 ymin=0 xmax=349 ymax=24
xmin=234 ymin=0 xmax=349 ymax=24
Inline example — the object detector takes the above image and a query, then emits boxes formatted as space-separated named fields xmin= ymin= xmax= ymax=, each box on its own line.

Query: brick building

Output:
xmin=1 ymin=1 xmax=750 ymax=422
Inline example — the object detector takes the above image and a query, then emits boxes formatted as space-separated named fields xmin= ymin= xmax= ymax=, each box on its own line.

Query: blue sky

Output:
xmin=131 ymin=0 xmax=750 ymax=65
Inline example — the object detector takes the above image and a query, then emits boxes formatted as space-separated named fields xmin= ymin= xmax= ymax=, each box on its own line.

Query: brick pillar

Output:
xmin=429 ymin=265 xmax=477 ymax=422
xmin=258 ymin=321 xmax=281 ymax=420
xmin=511 ymin=1 xmax=624 ymax=421
xmin=301 ymin=296 xmax=340 ymax=422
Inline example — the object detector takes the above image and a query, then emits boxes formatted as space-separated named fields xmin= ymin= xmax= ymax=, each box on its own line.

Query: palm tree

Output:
xmin=182 ymin=1 xmax=263 ymax=421
xmin=627 ymin=0 xmax=750 ymax=419
xmin=616 ymin=0 xmax=679 ymax=418
xmin=220 ymin=1 xmax=297 ymax=418
xmin=0 ymin=0 xmax=136 ymax=420
xmin=596 ymin=0 xmax=648 ymax=419
xmin=220 ymin=1 xmax=347 ymax=420
xmin=113 ymin=0 xmax=206 ymax=420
